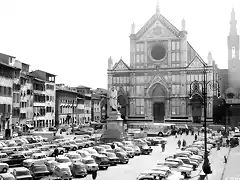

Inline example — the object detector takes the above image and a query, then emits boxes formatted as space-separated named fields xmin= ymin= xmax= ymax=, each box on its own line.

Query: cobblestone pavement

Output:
xmin=222 ymin=145 xmax=240 ymax=180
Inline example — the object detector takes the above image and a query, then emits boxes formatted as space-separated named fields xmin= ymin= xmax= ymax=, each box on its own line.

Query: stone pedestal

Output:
xmin=101 ymin=110 xmax=124 ymax=142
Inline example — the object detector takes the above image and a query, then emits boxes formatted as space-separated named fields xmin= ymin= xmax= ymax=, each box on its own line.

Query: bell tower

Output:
xmin=228 ymin=8 xmax=240 ymax=88
xmin=228 ymin=8 xmax=239 ymax=63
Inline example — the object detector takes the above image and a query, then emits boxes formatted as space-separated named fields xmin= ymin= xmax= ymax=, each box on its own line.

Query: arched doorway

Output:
xmin=118 ymin=95 xmax=127 ymax=120
xmin=150 ymin=84 xmax=166 ymax=123
xmin=191 ymin=94 xmax=203 ymax=123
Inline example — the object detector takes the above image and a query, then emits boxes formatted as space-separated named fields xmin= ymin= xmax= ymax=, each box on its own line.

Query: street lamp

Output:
xmin=189 ymin=65 xmax=220 ymax=175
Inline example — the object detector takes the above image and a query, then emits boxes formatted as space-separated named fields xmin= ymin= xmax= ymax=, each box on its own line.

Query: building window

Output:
xmin=136 ymin=99 xmax=144 ymax=115
xmin=172 ymin=41 xmax=176 ymax=50
xmin=171 ymin=98 xmax=180 ymax=115
xmin=176 ymin=52 xmax=180 ymax=61
xmin=172 ymin=53 xmax=175 ymax=62
xmin=136 ymin=55 xmax=140 ymax=63
xmin=208 ymin=102 xmax=212 ymax=117
xmin=136 ymin=44 xmax=140 ymax=52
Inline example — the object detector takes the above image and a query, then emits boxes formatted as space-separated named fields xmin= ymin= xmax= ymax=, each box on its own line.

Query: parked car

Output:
xmin=12 ymin=167 xmax=33 ymax=180
xmin=0 ymin=163 xmax=9 ymax=173
xmin=69 ymin=162 xmax=87 ymax=178
xmin=81 ymin=157 xmax=99 ymax=172
xmin=53 ymin=164 xmax=72 ymax=180
xmin=92 ymin=154 xmax=109 ymax=170
xmin=115 ymin=152 xmax=129 ymax=164
xmin=0 ymin=173 xmax=16 ymax=180
xmin=29 ymin=164 xmax=51 ymax=180
xmin=5 ymin=154 xmax=26 ymax=167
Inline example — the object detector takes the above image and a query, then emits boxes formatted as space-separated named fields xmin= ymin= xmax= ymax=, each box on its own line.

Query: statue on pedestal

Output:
xmin=109 ymin=87 xmax=119 ymax=112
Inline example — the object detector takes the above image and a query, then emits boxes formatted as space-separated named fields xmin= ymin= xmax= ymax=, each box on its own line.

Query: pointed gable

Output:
xmin=136 ymin=13 xmax=180 ymax=40
xmin=112 ymin=59 xmax=130 ymax=71
xmin=147 ymin=73 xmax=169 ymax=94
xmin=187 ymin=55 xmax=207 ymax=68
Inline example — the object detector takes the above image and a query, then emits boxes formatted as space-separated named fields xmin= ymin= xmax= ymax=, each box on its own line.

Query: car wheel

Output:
xmin=60 ymin=150 xmax=64 ymax=154
xmin=158 ymin=132 xmax=163 ymax=137
xmin=73 ymin=147 xmax=77 ymax=151
xmin=85 ymin=144 xmax=89 ymax=148
xmin=78 ymin=146 xmax=83 ymax=149
xmin=2 ymin=168 xmax=7 ymax=173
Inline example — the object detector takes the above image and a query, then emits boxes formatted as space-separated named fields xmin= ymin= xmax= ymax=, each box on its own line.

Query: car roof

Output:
xmin=56 ymin=164 xmax=69 ymax=168
xmin=56 ymin=155 xmax=68 ymax=159
xmin=13 ymin=167 xmax=29 ymax=171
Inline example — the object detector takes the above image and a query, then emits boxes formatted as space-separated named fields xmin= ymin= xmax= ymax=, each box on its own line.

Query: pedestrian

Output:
xmin=198 ymin=129 xmax=200 ymax=136
xmin=54 ymin=147 xmax=59 ymax=158
xmin=195 ymin=134 xmax=198 ymax=141
xmin=177 ymin=140 xmax=181 ymax=149
xmin=224 ymin=156 xmax=227 ymax=163
xmin=182 ymin=139 xmax=186 ymax=147
xmin=111 ymin=143 xmax=115 ymax=149
xmin=175 ymin=132 xmax=178 ymax=138
xmin=92 ymin=170 xmax=97 ymax=180
xmin=161 ymin=143 xmax=165 ymax=152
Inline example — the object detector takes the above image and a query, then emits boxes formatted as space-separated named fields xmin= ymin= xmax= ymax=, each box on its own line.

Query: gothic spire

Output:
xmin=156 ymin=1 xmax=160 ymax=13
xmin=230 ymin=8 xmax=237 ymax=35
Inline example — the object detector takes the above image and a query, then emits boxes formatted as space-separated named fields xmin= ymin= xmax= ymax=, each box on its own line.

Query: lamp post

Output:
xmin=189 ymin=64 xmax=220 ymax=175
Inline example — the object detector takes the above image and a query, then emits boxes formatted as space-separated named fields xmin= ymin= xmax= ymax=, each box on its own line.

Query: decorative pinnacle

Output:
xmin=156 ymin=0 xmax=160 ymax=13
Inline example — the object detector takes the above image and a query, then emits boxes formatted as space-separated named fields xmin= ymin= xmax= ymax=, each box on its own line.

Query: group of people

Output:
xmin=177 ymin=139 xmax=187 ymax=149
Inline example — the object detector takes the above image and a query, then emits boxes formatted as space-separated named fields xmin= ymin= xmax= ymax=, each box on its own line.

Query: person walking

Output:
xmin=161 ymin=142 xmax=166 ymax=152
xmin=92 ymin=170 xmax=97 ymax=180
xmin=182 ymin=139 xmax=186 ymax=148
xmin=195 ymin=134 xmax=198 ymax=141
xmin=177 ymin=140 xmax=181 ymax=149
xmin=54 ymin=147 xmax=59 ymax=158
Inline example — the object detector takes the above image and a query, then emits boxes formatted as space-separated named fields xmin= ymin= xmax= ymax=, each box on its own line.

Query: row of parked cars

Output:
xmin=136 ymin=135 xmax=220 ymax=180
xmin=0 ymin=135 xmax=167 ymax=180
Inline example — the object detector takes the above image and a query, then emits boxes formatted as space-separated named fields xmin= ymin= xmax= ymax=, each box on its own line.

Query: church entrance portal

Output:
xmin=150 ymin=84 xmax=167 ymax=123
xmin=153 ymin=102 xmax=165 ymax=122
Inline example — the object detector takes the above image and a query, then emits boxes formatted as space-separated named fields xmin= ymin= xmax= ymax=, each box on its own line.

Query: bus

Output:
xmin=127 ymin=123 xmax=176 ymax=137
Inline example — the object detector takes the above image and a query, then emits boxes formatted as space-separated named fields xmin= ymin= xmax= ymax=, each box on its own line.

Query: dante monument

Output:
xmin=100 ymin=86 xmax=124 ymax=142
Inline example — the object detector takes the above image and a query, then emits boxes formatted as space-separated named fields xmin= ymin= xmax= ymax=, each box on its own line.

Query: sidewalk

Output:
xmin=206 ymin=147 xmax=230 ymax=180
xmin=191 ymin=147 xmax=230 ymax=180
xmin=222 ymin=146 xmax=240 ymax=180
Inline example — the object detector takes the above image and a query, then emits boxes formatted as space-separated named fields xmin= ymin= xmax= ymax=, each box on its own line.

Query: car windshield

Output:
xmin=40 ymin=147 xmax=49 ymax=151
xmin=68 ymin=154 xmax=81 ymax=159
xmin=16 ymin=147 xmax=25 ymax=151
xmin=116 ymin=148 xmax=124 ymax=152
xmin=16 ymin=170 xmax=30 ymax=176
xmin=33 ymin=155 xmax=46 ymax=159
xmin=84 ymin=160 xmax=95 ymax=164
xmin=81 ymin=152 xmax=90 ymax=158
xmin=107 ymin=153 xmax=116 ymax=158
xmin=101 ymin=146 xmax=111 ymax=150
xmin=64 ymin=142 xmax=70 ymax=145
xmin=57 ymin=158 xmax=70 ymax=163
xmin=99 ymin=157 xmax=108 ymax=161
xmin=75 ymin=140 xmax=83 ymax=143
xmin=34 ymin=166 xmax=47 ymax=172
xmin=1 ymin=154 xmax=8 ymax=158
xmin=97 ymin=147 xmax=105 ymax=152
xmin=61 ymin=168 xmax=70 ymax=172
xmin=69 ymin=141 xmax=76 ymax=144
xmin=125 ymin=147 xmax=132 ymax=151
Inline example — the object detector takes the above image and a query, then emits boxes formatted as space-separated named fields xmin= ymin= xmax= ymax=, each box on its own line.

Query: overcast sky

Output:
xmin=0 ymin=0 xmax=238 ymax=89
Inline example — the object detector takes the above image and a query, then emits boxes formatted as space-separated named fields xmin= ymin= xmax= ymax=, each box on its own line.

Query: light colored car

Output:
xmin=12 ymin=167 xmax=32 ymax=180
xmin=151 ymin=166 xmax=184 ymax=180
xmin=53 ymin=164 xmax=72 ymax=180
xmin=38 ymin=146 xmax=54 ymax=157
xmin=0 ymin=163 xmax=9 ymax=173
xmin=0 ymin=173 xmax=15 ymax=180
xmin=81 ymin=157 xmax=99 ymax=172
xmin=76 ymin=150 xmax=92 ymax=159
xmin=55 ymin=155 xmax=72 ymax=166
xmin=23 ymin=153 xmax=48 ymax=168
xmin=0 ymin=153 xmax=9 ymax=163
xmin=137 ymin=170 xmax=168 ymax=180
xmin=123 ymin=146 xmax=135 ymax=158
xmin=44 ymin=160 xmax=58 ymax=173
xmin=64 ymin=152 xmax=82 ymax=163
xmin=165 ymin=158 xmax=193 ymax=170
xmin=83 ymin=148 xmax=99 ymax=156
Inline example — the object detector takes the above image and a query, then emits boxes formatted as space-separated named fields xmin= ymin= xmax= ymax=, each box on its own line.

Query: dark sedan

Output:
xmin=4 ymin=154 xmax=26 ymax=167
xmin=30 ymin=164 xmax=51 ymax=180
xmin=115 ymin=152 xmax=129 ymax=164
xmin=92 ymin=154 xmax=109 ymax=170
xmin=105 ymin=152 xmax=120 ymax=166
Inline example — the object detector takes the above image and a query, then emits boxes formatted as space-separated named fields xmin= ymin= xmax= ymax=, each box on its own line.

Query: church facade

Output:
xmin=107 ymin=4 xmax=220 ymax=124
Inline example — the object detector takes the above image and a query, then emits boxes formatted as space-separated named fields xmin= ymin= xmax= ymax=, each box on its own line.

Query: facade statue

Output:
xmin=109 ymin=87 xmax=118 ymax=111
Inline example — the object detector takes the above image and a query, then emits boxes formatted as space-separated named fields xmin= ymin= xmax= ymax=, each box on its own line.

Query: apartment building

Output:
xmin=75 ymin=86 xmax=92 ymax=123
xmin=30 ymin=70 xmax=56 ymax=128
xmin=91 ymin=95 xmax=101 ymax=122
xmin=55 ymin=84 xmax=78 ymax=127
xmin=76 ymin=93 xmax=85 ymax=125
xmin=0 ymin=54 xmax=21 ymax=136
